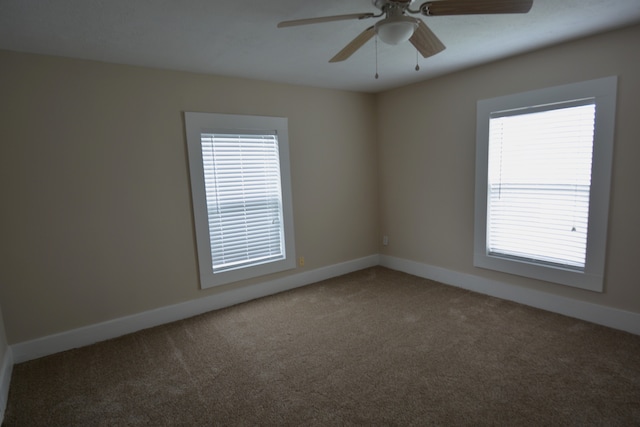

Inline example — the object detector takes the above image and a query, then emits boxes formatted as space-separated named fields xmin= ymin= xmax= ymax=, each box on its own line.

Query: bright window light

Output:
xmin=487 ymin=102 xmax=595 ymax=270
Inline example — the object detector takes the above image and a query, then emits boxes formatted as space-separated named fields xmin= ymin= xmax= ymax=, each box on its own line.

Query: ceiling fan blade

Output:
xmin=329 ymin=26 xmax=376 ymax=63
xmin=421 ymin=0 xmax=533 ymax=16
xmin=278 ymin=13 xmax=375 ymax=28
xmin=410 ymin=19 xmax=446 ymax=58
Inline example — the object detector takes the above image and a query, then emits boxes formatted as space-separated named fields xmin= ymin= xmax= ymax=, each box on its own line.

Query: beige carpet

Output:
xmin=4 ymin=267 xmax=640 ymax=426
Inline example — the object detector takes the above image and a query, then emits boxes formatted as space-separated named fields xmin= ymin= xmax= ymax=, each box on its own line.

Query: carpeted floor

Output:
xmin=4 ymin=267 xmax=640 ymax=426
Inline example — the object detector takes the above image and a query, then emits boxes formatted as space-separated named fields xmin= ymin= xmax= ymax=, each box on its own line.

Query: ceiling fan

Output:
xmin=278 ymin=0 xmax=533 ymax=63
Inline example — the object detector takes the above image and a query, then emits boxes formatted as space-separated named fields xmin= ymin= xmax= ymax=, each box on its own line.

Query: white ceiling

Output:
xmin=1 ymin=0 xmax=639 ymax=93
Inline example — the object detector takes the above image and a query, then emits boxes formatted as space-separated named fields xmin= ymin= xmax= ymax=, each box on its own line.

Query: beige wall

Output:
xmin=377 ymin=24 xmax=640 ymax=313
xmin=0 ymin=51 xmax=379 ymax=344
xmin=1 ymin=23 xmax=638 ymax=346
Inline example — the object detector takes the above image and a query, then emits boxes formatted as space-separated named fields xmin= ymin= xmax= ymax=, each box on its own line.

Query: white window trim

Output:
xmin=185 ymin=112 xmax=296 ymax=289
xmin=474 ymin=76 xmax=617 ymax=292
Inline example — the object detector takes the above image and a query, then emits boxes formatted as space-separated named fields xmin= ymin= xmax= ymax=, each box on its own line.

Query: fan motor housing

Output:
xmin=373 ymin=0 xmax=414 ymax=12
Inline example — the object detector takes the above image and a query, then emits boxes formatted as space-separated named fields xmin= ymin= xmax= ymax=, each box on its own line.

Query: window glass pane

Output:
xmin=487 ymin=103 xmax=595 ymax=270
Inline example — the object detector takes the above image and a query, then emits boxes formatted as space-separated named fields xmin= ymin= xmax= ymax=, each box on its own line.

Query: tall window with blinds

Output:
xmin=185 ymin=113 xmax=295 ymax=289
xmin=201 ymin=132 xmax=285 ymax=273
xmin=474 ymin=76 xmax=617 ymax=292
xmin=487 ymin=102 xmax=595 ymax=271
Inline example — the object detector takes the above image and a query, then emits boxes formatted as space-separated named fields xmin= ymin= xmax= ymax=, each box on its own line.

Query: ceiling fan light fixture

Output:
xmin=374 ymin=16 xmax=418 ymax=45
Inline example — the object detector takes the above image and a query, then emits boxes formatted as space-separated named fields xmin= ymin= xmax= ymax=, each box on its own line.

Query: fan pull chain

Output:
xmin=375 ymin=35 xmax=379 ymax=79
xmin=415 ymin=49 xmax=420 ymax=71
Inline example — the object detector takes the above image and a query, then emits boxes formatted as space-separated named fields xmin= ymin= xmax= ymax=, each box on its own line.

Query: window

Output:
xmin=474 ymin=76 xmax=617 ymax=291
xmin=185 ymin=112 xmax=296 ymax=288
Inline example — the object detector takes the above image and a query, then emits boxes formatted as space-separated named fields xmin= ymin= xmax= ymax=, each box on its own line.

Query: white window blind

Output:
xmin=201 ymin=132 xmax=285 ymax=273
xmin=487 ymin=101 xmax=596 ymax=270
xmin=475 ymin=76 xmax=616 ymax=291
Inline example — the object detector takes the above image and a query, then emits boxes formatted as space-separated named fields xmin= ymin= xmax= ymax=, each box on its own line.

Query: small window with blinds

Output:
xmin=474 ymin=77 xmax=617 ymax=292
xmin=185 ymin=113 xmax=295 ymax=289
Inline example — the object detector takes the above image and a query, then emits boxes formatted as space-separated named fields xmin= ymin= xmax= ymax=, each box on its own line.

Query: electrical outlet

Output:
xmin=383 ymin=235 xmax=389 ymax=246
xmin=299 ymin=256 xmax=305 ymax=267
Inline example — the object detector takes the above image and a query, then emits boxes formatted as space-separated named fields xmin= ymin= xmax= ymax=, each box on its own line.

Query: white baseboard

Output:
xmin=380 ymin=255 xmax=640 ymax=336
xmin=0 ymin=346 xmax=14 ymax=423
xmin=11 ymin=255 xmax=379 ymax=363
